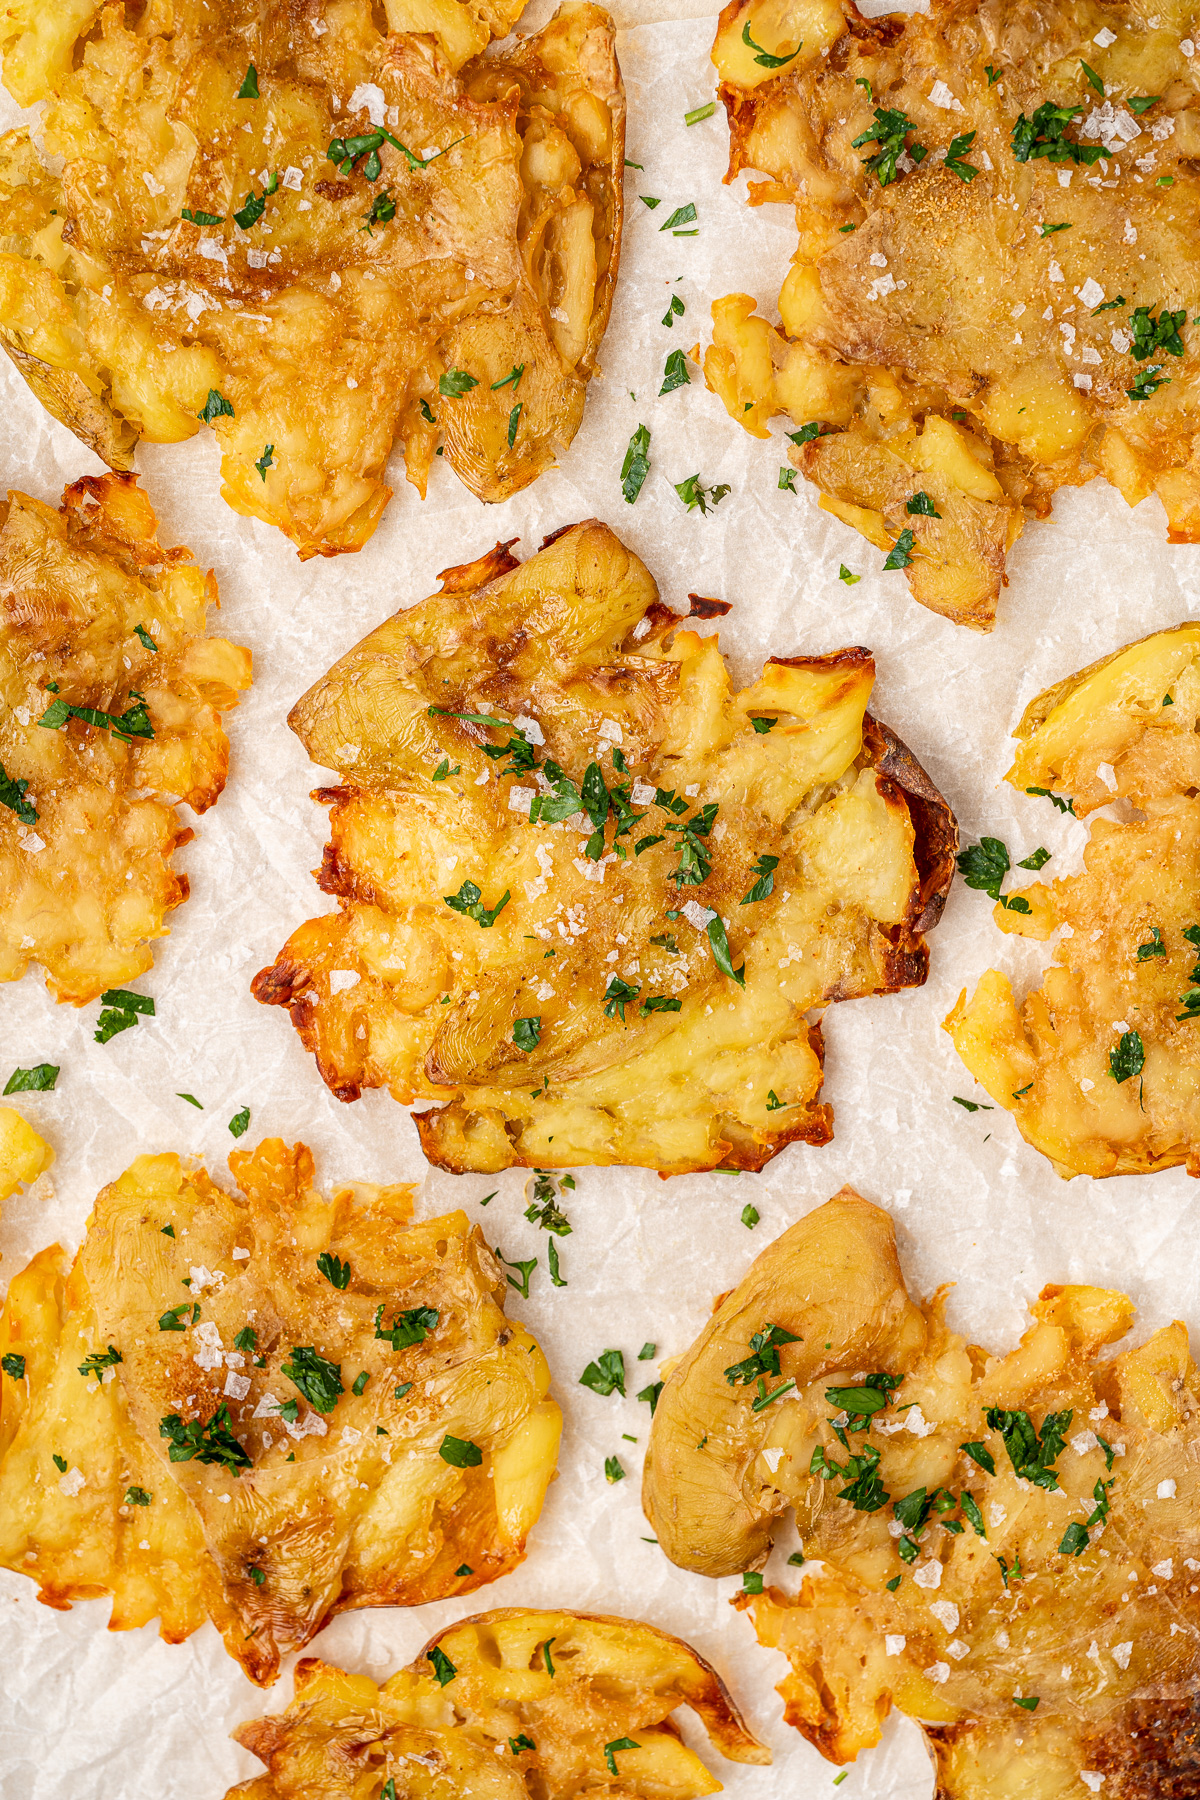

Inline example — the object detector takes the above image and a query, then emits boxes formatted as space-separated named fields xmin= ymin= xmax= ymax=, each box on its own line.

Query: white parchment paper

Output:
xmin=3 ymin=6 xmax=1200 ymax=1797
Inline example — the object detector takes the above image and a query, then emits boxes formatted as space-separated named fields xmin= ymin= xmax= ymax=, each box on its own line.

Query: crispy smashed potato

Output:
xmin=0 ymin=472 xmax=250 ymax=1004
xmin=227 ymin=1609 xmax=770 ymax=1800
xmin=709 ymin=0 xmax=1200 ymax=628
xmin=946 ymin=622 xmax=1200 ymax=1178
xmin=645 ymin=1187 xmax=1200 ymax=1796
xmin=252 ymin=520 xmax=956 ymax=1175
xmin=0 ymin=1138 xmax=561 ymax=1685
xmin=0 ymin=0 xmax=624 ymax=558
xmin=0 ymin=1106 xmax=53 ymax=1207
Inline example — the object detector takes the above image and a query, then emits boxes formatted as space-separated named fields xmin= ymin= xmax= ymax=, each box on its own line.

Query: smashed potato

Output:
xmin=0 ymin=472 xmax=250 ymax=1004
xmin=645 ymin=1187 xmax=1200 ymax=1796
xmin=252 ymin=520 xmax=956 ymax=1175
xmin=0 ymin=1138 xmax=561 ymax=1684
xmin=0 ymin=0 xmax=624 ymax=558
xmin=227 ymin=1609 xmax=770 ymax=1800
xmin=709 ymin=0 xmax=1200 ymax=628
xmin=946 ymin=622 xmax=1200 ymax=1178
xmin=0 ymin=1106 xmax=53 ymax=1207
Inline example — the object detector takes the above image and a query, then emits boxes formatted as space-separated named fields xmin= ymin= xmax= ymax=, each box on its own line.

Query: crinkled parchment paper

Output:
xmin=3 ymin=5 xmax=1200 ymax=1797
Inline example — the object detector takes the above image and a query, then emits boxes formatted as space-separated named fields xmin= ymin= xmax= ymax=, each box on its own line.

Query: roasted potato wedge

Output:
xmin=0 ymin=1106 xmax=53 ymax=1208
xmin=227 ymin=1608 xmax=770 ymax=1800
xmin=0 ymin=472 xmax=251 ymax=1004
xmin=0 ymin=1 xmax=623 ymax=558
xmin=645 ymin=1188 xmax=1200 ymax=1796
xmin=0 ymin=1138 xmax=561 ymax=1684
xmin=946 ymin=622 xmax=1200 ymax=1178
xmin=707 ymin=0 xmax=1200 ymax=628
xmin=253 ymin=520 xmax=956 ymax=1174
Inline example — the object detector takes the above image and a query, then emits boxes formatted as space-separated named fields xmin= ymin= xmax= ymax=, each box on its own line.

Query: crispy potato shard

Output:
xmin=226 ymin=1608 xmax=770 ymax=1800
xmin=0 ymin=1106 xmax=53 ymax=1205
xmin=0 ymin=1 xmax=624 ymax=559
xmin=0 ymin=1138 xmax=561 ymax=1684
xmin=707 ymin=0 xmax=1200 ymax=628
xmin=946 ymin=622 xmax=1200 ymax=1178
xmin=252 ymin=520 xmax=955 ymax=1175
xmin=0 ymin=472 xmax=250 ymax=1004
xmin=645 ymin=1189 xmax=1200 ymax=1795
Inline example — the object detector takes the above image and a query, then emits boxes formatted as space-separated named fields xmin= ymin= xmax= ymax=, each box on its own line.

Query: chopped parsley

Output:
xmin=4 ymin=1063 xmax=57 ymax=1094
xmin=1010 ymin=102 xmax=1103 ymax=166
xmin=181 ymin=207 xmax=225 ymax=226
xmin=281 ymin=1345 xmax=344 ymax=1412
xmin=749 ymin=716 xmax=777 ymax=733
xmin=1127 ymin=94 xmax=1161 ymax=115
xmin=444 ymin=880 xmax=510 ymax=927
xmin=198 ymin=388 xmax=234 ymax=423
xmin=825 ymin=1373 xmax=901 ymax=1427
xmin=496 ymin=1250 xmax=536 ymax=1297
xmin=739 ymin=852 xmax=779 ymax=905
xmin=547 ymin=1240 xmax=565 ymax=1286
xmin=159 ymin=1404 xmax=251 ymax=1471
xmin=741 ymin=1204 xmax=759 ymax=1228
xmin=351 ymin=1371 xmax=369 ymax=1396
xmin=604 ymin=1739 xmax=640 ymax=1777
xmin=1039 ymin=221 xmax=1072 ymax=236
xmin=427 ymin=1645 xmax=458 ymax=1684
xmin=40 ymin=693 xmax=154 ymax=744
xmin=525 ymin=1172 xmax=572 ymax=1236
xmin=1128 ymin=363 xmax=1170 ymax=401
xmin=953 ymin=1096 xmax=993 ymax=1112
xmin=984 ymin=1406 xmax=1071 ymax=1490
xmin=742 ymin=1570 xmax=764 ymax=1594
xmin=158 ymin=1303 xmax=191 ymax=1331
xmin=1017 ymin=847 xmax=1050 ymax=871
xmin=659 ymin=203 xmax=698 ymax=233
xmin=0 ymin=762 xmax=37 ymax=824
xmin=603 ymin=974 xmax=640 ymax=1022
xmin=1093 ymin=295 xmax=1126 ymax=314
xmin=124 ymin=1486 xmax=151 ymax=1506
xmin=513 ymin=1017 xmax=541 ymax=1052
xmin=1080 ymin=60 xmax=1104 ymax=95
xmin=852 ymin=107 xmax=926 ymax=186
xmin=621 ymin=425 xmax=651 ymax=503
xmin=254 ymin=444 xmax=274 ymax=481
xmin=439 ymin=368 xmax=478 ymax=397
xmin=639 ymin=994 xmax=681 ymax=1016
xmin=906 ymin=490 xmax=940 ymax=517
xmin=361 ymin=190 xmax=396 ymax=232
xmin=956 ymin=838 xmax=1032 ymax=914
xmin=663 ymin=294 xmax=685 ymax=326
xmin=766 ymin=1089 xmax=785 ymax=1110
xmin=53 ymin=1454 xmax=66 ymax=1473
xmin=581 ymin=1349 xmax=626 ymax=1397
xmin=234 ymin=1327 xmax=257 ymax=1353
xmin=838 ymin=564 xmax=861 ymax=585
xmin=674 ymin=473 xmax=730 ymax=514
xmin=883 ymin=528 xmax=916 ymax=572
xmin=604 ymin=1455 xmax=625 ymax=1482
xmin=810 ymin=1440 xmax=888 ymax=1511
xmin=491 ymin=364 xmax=524 ymax=391
xmin=945 ymin=131 xmax=979 ymax=180
xmin=431 ymin=759 xmax=458 ymax=780
xmin=1 ymin=1354 xmax=26 ymax=1379
xmin=1026 ymin=786 xmax=1075 ymax=814
xmin=707 ymin=915 xmax=745 ymax=986
xmin=660 ymin=349 xmax=690 ymax=394
xmin=638 ymin=1342 xmax=656 ymax=1360
xmin=317 ymin=1252 xmax=351 ymax=1290
xmin=228 ymin=1106 xmax=250 ymax=1138
xmin=95 ymin=988 xmax=155 ymax=1044
xmin=374 ymin=1303 xmax=439 ymax=1350
xmin=134 ymin=623 xmax=158 ymax=652
xmin=438 ymin=1433 xmax=483 ymax=1468
xmin=1108 ymin=1028 xmax=1144 ymax=1084
xmin=1137 ymin=926 xmax=1165 ymax=959
xmin=637 ymin=1380 xmax=664 ymax=1413
xmin=509 ymin=1734 xmax=536 ymax=1754
xmin=741 ymin=19 xmax=801 ymax=68
xmin=1014 ymin=1696 xmax=1040 ymax=1711
xmin=236 ymin=64 xmax=259 ymax=99
xmin=725 ymin=1323 xmax=800 ymax=1387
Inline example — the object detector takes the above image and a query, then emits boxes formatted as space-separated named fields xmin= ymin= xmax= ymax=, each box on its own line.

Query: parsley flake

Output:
xmin=438 ymin=1433 xmax=483 ymax=1468
xmin=852 ymin=107 xmax=927 ymax=186
xmin=660 ymin=349 xmax=691 ymax=394
xmin=317 ymin=1252 xmax=351 ymax=1290
xmin=281 ymin=1345 xmax=344 ymax=1413
xmin=581 ymin=1349 xmax=626 ymax=1397
xmin=4 ymin=1063 xmax=57 ymax=1094
xmin=740 ymin=19 xmax=801 ymax=68
xmin=443 ymin=880 xmax=510 ymax=928
xmin=883 ymin=528 xmax=915 ymax=570
xmin=1108 ymin=1028 xmax=1144 ymax=1084
xmin=621 ymin=424 xmax=651 ymax=503
xmin=159 ymin=1403 xmax=251 ymax=1471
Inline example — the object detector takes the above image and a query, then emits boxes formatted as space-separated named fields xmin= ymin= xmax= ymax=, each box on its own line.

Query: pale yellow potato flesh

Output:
xmin=946 ymin=622 xmax=1200 ymax=1177
xmin=0 ymin=0 xmax=624 ymax=558
xmin=0 ymin=1106 xmax=53 ymax=1207
xmin=707 ymin=0 xmax=1200 ymax=629
xmin=227 ymin=1608 xmax=770 ymax=1800
xmin=0 ymin=472 xmax=251 ymax=1004
xmin=645 ymin=1188 xmax=1200 ymax=1796
xmin=252 ymin=520 xmax=956 ymax=1175
xmin=0 ymin=1138 xmax=562 ymax=1685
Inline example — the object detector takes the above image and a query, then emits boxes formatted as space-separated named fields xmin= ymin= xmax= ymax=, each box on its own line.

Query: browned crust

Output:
xmin=687 ymin=593 xmax=733 ymax=618
xmin=416 ymin=1607 xmax=772 ymax=1766
xmin=863 ymin=715 xmax=959 ymax=935
xmin=437 ymin=538 xmax=521 ymax=592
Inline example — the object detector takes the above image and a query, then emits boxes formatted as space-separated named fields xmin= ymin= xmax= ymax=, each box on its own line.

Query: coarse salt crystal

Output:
xmin=1072 ymin=1429 xmax=1099 ymax=1456
xmin=1123 ymin=218 xmax=1137 ymax=244
xmin=328 ymin=969 xmax=359 ymax=993
xmin=1183 ymin=39 xmax=1196 ymax=57
xmin=143 ymin=171 xmax=165 ymax=196
xmin=1097 ymin=762 xmax=1117 ymax=790
xmin=302 ymin=1411 xmax=327 ymax=1437
xmin=1159 ymin=1479 xmax=1177 ymax=1498
xmin=1079 ymin=277 xmax=1105 ymax=308
xmin=631 ymin=779 xmax=656 ymax=804
xmin=475 ymin=769 xmax=490 ymax=785
xmin=928 ymin=80 xmax=963 ymax=111
xmin=340 ymin=1427 xmax=362 ymax=1446
xmin=885 ymin=1634 xmax=906 ymax=1656
xmin=869 ymin=251 xmax=888 ymax=268
xmin=1112 ymin=1641 xmax=1132 ymax=1669
xmin=1080 ymin=1076 xmax=1095 ymax=1091
xmin=191 ymin=1271 xmax=223 ymax=1295
xmin=1152 ymin=1559 xmax=1173 ymax=1578
xmin=199 ymin=237 xmax=228 ymax=265
xmin=598 ymin=718 xmax=623 ymax=743
xmin=1081 ymin=1777 xmax=1106 ymax=1794
xmin=247 ymin=248 xmax=269 ymax=269
xmin=947 ymin=1640 xmax=970 ymax=1661
xmin=681 ymin=900 xmax=716 ymax=931
xmin=867 ymin=273 xmax=896 ymax=300
xmin=1081 ymin=346 xmax=1101 ymax=364
xmin=929 ymin=1600 xmax=959 ymax=1632
xmin=232 ymin=1247 xmax=250 ymax=1260
xmin=1089 ymin=1403 xmax=1109 ymax=1421
xmin=913 ymin=1561 xmax=943 ymax=1590
xmin=508 ymin=785 xmax=535 ymax=811
xmin=349 ymin=82 xmax=387 ymax=125
xmin=514 ymin=716 xmax=545 ymax=745
xmin=252 ymin=1392 xmax=281 ymax=1418
xmin=925 ymin=1661 xmax=950 ymax=1683
xmin=1094 ymin=26 xmax=1117 ymax=45
xmin=761 ymin=1445 xmax=784 ymax=1472
xmin=58 ymin=1468 xmax=85 ymax=1497
xmin=1048 ymin=260 xmax=1065 ymax=282
xmin=282 ymin=166 xmax=303 ymax=190
xmin=224 ymin=1371 xmax=251 ymax=1401
xmin=1074 ymin=373 xmax=1093 ymax=391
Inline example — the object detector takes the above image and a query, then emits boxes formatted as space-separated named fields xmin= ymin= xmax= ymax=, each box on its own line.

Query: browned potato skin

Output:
xmin=0 ymin=1139 xmax=561 ymax=1685
xmin=646 ymin=1189 xmax=1200 ymax=1798
xmin=946 ymin=622 xmax=1200 ymax=1178
xmin=252 ymin=520 xmax=956 ymax=1175
xmin=226 ymin=1608 xmax=770 ymax=1800
xmin=708 ymin=0 xmax=1200 ymax=628
xmin=0 ymin=1 xmax=623 ymax=558
xmin=0 ymin=472 xmax=251 ymax=1003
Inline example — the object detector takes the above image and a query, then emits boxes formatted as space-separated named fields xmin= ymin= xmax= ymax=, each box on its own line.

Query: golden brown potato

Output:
xmin=0 ymin=1138 xmax=561 ymax=1684
xmin=0 ymin=1106 xmax=53 ymax=1207
xmin=252 ymin=520 xmax=956 ymax=1175
xmin=645 ymin=1188 xmax=1200 ymax=1797
xmin=0 ymin=1 xmax=623 ymax=558
xmin=708 ymin=0 xmax=1200 ymax=628
xmin=226 ymin=1609 xmax=770 ymax=1800
xmin=946 ymin=622 xmax=1200 ymax=1178
xmin=0 ymin=472 xmax=251 ymax=1004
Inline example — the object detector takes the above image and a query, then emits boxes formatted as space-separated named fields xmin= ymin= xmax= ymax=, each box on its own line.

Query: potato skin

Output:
xmin=253 ymin=520 xmax=956 ymax=1174
xmin=706 ymin=0 xmax=1200 ymax=627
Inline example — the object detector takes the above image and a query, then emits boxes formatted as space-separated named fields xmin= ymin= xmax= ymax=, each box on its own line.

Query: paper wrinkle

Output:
xmin=0 ymin=7 xmax=1198 ymax=1799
